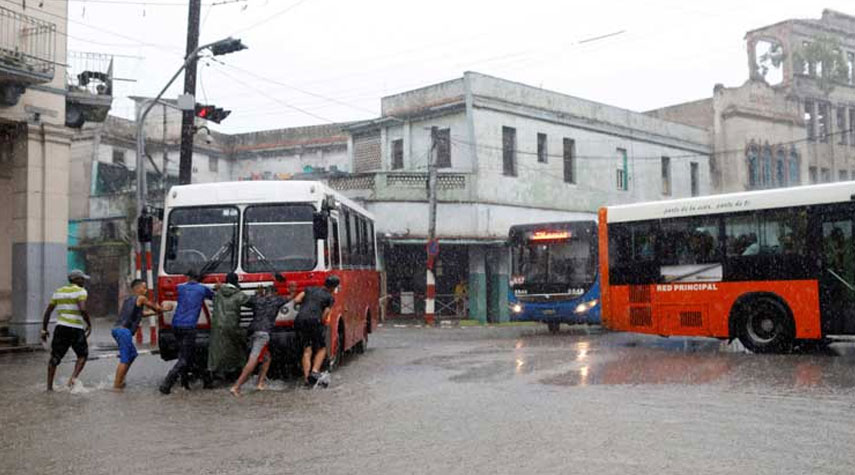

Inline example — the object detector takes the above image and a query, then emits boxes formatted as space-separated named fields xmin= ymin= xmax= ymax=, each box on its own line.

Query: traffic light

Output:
xmin=210 ymin=38 xmax=247 ymax=56
xmin=194 ymin=104 xmax=231 ymax=124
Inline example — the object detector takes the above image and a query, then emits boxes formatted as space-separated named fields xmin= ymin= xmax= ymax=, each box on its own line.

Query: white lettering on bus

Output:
xmin=655 ymin=283 xmax=718 ymax=292
xmin=663 ymin=200 xmax=750 ymax=216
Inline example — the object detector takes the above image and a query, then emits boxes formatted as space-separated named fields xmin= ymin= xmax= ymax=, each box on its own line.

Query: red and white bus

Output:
xmin=156 ymin=181 xmax=380 ymax=370
xmin=598 ymin=182 xmax=855 ymax=353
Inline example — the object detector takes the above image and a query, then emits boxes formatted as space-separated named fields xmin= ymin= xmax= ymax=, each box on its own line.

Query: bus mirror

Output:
xmin=313 ymin=213 xmax=329 ymax=240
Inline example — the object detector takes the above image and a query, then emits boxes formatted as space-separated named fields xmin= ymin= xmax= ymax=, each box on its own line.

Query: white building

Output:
xmin=331 ymin=72 xmax=712 ymax=322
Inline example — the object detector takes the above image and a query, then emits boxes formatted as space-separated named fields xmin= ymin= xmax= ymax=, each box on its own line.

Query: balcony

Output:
xmin=65 ymin=52 xmax=114 ymax=127
xmin=0 ymin=5 xmax=56 ymax=106
xmin=329 ymin=171 xmax=473 ymax=203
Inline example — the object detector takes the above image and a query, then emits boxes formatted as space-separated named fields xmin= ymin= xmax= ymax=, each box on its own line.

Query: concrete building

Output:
xmin=647 ymin=9 xmax=855 ymax=193
xmin=68 ymin=104 xmax=352 ymax=316
xmin=1 ymin=1 xmax=113 ymax=344
xmin=330 ymin=72 xmax=712 ymax=323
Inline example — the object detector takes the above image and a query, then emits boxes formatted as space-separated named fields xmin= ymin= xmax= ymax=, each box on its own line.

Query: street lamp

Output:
xmin=134 ymin=37 xmax=246 ymax=284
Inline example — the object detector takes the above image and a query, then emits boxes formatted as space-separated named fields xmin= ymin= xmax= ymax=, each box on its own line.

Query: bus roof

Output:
xmin=165 ymin=180 xmax=373 ymax=218
xmin=604 ymin=182 xmax=855 ymax=223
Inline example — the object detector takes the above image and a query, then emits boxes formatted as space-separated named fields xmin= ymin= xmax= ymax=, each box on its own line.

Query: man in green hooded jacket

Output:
xmin=208 ymin=272 xmax=250 ymax=381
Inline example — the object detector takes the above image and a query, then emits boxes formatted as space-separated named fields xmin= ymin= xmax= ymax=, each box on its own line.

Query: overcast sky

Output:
xmin=62 ymin=0 xmax=855 ymax=134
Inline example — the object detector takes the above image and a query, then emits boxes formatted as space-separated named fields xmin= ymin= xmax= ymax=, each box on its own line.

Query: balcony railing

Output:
xmin=0 ymin=5 xmax=56 ymax=83
xmin=66 ymin=51 xmax=114 ymax=126
xmin=329 ymin=171 xmax=472 ymax=202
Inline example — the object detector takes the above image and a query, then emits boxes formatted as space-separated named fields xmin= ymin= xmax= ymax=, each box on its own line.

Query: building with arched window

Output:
xmin=647 ymin=9 xmax=855 ymax=193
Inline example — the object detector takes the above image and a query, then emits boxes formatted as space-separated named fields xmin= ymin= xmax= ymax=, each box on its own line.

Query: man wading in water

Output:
xmin=293 ymin=275 xmax=339 ymax=387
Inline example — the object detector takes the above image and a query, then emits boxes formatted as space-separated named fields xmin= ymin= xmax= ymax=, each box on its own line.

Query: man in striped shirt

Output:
xmin=41 ymin=269 xmax=93 ymax=391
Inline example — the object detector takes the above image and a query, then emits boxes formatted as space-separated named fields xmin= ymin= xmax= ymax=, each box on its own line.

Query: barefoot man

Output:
xmin=41 ymin=269 xmax=92 ymax=391
xmin=112 ymin=279 xmax=172 ymax=390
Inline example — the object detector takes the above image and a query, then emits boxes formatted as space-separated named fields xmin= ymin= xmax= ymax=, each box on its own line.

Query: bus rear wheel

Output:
xmin=735 ymin=296 xmax=794 ymax=354
xmin=547 ymin=322 xmax=560 ymax=334
xmin=355 ymin=313 xmax=370 ymax=354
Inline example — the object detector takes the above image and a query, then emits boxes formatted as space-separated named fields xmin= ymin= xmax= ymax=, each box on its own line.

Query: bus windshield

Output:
xmin=243 ymin=203 xmax=317 ymax=272
xmin=164 ymin=206 xmax=239 ymax=275
xmin=512 ymin=236 xmax=596 ymax=286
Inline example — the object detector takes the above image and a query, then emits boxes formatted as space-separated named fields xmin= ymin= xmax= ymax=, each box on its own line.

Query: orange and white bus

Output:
xmin=156 ymin=181 xmax=379 ymax=371
xmin=598 ymin=182 xmax=855 ymax=353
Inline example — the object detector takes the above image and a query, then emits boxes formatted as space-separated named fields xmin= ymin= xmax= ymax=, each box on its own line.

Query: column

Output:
xmin=11 ymin=123 xmax=73 ymax=344
xmin=467 ymin=246 xmax=486 ymax=324
xmin=487 ymin=247 xmax=510 ymax=323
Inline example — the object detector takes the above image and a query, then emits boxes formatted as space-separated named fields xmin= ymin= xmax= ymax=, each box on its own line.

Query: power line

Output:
xmin=230 ymin=0 xmax=315 ymax=36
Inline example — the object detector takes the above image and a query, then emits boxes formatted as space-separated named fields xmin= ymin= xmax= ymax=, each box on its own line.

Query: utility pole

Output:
xmin=178 ymin=0 xmax=202 ymax=185
xmin=425 ymin=126 xmax=439 ymax=326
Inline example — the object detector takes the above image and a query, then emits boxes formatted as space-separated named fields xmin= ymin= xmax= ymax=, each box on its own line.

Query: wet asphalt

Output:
xmin=2 ymin=323 xmax=855 ymax=475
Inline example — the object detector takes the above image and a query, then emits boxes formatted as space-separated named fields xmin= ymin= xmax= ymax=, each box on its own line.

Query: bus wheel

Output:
xmin=547 ymin=322 xmax=560 ymax=334
xmin=355 ymin=313 xmax=370 ymax=354
xmin=735 ymin=296 xmax=794 ymax=354
xmin=329 ymin=322 xmax=346 ymax=371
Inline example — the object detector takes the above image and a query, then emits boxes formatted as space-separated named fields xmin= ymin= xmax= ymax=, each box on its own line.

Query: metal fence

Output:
xmin=67 ymin=51 xmax=113 ymax=95
xmin=0 ymin=5 xmax=56 ymax=81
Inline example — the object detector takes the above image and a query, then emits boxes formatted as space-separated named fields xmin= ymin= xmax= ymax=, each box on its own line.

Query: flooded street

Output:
xmin=3 ymin=325 xmax=855 ymax=474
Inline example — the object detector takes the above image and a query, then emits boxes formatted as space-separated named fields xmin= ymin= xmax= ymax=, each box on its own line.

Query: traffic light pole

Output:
xmin=178 ymin=0 xmax=202 ymax=185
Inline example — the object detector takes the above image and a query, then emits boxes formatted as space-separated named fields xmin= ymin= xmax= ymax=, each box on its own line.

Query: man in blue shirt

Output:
xmin=159 ymin=269 xmax=214 ymax=395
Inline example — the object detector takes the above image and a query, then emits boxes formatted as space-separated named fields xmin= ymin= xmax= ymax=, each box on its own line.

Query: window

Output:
xmin=243 ymin=204 xmax=316 ymax=272
xmin=805 ymin=100 xmax=815 ymax=142
xmin=563 ymin=138 xmax=575 ymax=184
xmin=761 ymin=144 xmax=772 ymax=187
xmin=350 ymin=212 xmax=361 ymax=267
xmin=616 ymin=148 xmax=628 ymax=191
xmin=537 ymin=133 xmax=547 ymax=163
xmin=209 ymin=156 xmax=219 ymax=173
xmin=661 ymin=156 xmax=671 ymax=195
xmin=367 ymin=222 xmax=376 ymax=267
xmin=840 ymin=170 xmax=849 ymax=181
xmin=435 ymin=128 xmax=451 ymax=168
xmin=818 ymin=102 xmax=830 ymax=143
xmin=789 ymin=146 xmax=800 ymax=185
xmin=801 ymin=41 xmax=815 ymax=76
xmin=747 ymin=144 xmax=759 ymax=189
xmin=851 ymin=109 xmax=855 ymax=148
xmin=502 ymin=126 xmax=516 ymax=176
xmin=725 ymin=209 xmax=807 ymax=257
xmin=328 ymin=218 xmax=340 ymax=269
xmin=848 ymin=52 xmax=855 ymax=85
xmin=343 ymin=210 xmax=352 ymax=267
xmin=809 ymin=166 xmax=818 ymax=184
xmin=112 ymin=149 xmax=125 ymax=166
xmin=164 ymin=206 xmax=239 ymax=275
xmin=391 ymin=139 xmax=403 ymax=170
xmin=690 ymin=162 xmax=699 ymax=197
xmin=659 ymin=217 xmax=719 ymax=265
xmin=839 ymin=106 xmax=848 ymax=145
xmin=821 ymin=167 xmax=831 ymax=183
xmin=775 ymin=148 xmax=786 ymax=187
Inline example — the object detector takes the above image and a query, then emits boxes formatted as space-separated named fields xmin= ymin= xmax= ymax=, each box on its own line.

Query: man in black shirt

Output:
xmin=294 ymin=275 xmax=339 ymax=386
xmin=230 ymin=286 xmax=289 ymax=397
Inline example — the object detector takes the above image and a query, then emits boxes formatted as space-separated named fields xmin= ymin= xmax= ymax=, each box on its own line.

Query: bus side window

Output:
xmin=351 ymin=213 xmax=362 ymax=268
xmin=368 ymin=221 xmax=376 ymax=268
xmin=360 ymin=217 xmax=369 ymax=267
xmin=343 ymin=210 xmax=352 ymax=268
xmin=329 ymin=217 xmax=340 ymax=269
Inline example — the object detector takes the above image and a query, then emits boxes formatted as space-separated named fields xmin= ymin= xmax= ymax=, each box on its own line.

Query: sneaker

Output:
xmin=315 ymin=371 xmax=330 ymax=388
xmin=308 ymin=371 xmax=320 ymax=385
xmin=158 ymin=384 xmax=171 ymax=395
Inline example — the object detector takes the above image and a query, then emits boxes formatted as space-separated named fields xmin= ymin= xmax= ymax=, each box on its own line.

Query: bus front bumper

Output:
xmin=158 ymin=328 xmax=300 ymax=363
xmin=509 ymin=300 xmax=601 ymax=324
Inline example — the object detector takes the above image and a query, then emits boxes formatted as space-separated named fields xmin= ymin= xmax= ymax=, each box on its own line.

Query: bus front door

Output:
xmin=819 ymin=215 xmax=855 ymax=335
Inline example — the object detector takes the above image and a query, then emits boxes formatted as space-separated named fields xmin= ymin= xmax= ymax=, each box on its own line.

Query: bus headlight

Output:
xmin=512 ymin=303 xmax=523 ymax=314
xmin=574 ymin=299 xmax=598 ymax=314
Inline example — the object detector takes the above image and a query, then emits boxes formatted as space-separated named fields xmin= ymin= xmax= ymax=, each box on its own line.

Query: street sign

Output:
xmin=427 ymin=239 xmax=440 ymax=257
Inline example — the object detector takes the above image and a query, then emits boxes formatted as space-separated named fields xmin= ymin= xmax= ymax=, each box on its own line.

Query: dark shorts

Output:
xmin=50 ymin=325 xmax=88 ymax=366
xmin=111 ymin=327 xmax=138 ymax=364
xmin=295 ymin=319 xmax=326 ymax=351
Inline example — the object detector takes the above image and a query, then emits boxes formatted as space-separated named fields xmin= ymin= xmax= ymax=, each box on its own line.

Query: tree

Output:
xmin=793 ymin=35 xmax=849 ymax=94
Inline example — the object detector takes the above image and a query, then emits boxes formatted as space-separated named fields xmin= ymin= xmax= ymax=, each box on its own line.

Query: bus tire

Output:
xmin=328 ymin=321 xmax=346 ymax=371
xmin=733 ymin=295 xmax=795 ymax=354
xmin=547 ymin=322 xmax=560 ymax=334
xmin=355 ymin=311 xmax=370 ymax=354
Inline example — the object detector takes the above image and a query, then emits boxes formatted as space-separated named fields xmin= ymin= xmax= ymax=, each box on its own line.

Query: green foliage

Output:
xmin=793 ymin=35 xmax=849 ymax=94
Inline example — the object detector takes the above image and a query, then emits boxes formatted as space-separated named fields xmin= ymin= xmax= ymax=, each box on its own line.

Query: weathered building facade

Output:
xmin=332 ymin=72 xmax=712 ymax=322
xmin=1 ymin=1 xmax=113 ymax=344
xmin=647 ymin=9 xmax=855 ymax=193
